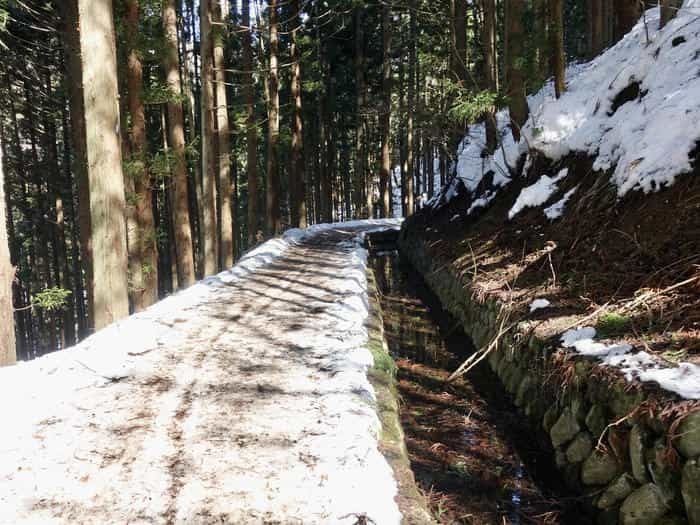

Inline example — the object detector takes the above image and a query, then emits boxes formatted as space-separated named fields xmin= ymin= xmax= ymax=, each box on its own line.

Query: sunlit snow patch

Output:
xmin=529 ymin=299 xmax=551 ymax=312
xmin=508 ymin=169 xmax=568 ymax=219
xmin=560 ymin=326 xmax=700 ymax=399
xmin=544 ymin=186 xmax=578 ymax=220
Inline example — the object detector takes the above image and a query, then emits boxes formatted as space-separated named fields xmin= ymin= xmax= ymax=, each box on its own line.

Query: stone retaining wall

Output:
xmin=398 ymin=229 xmax=700 ymax=525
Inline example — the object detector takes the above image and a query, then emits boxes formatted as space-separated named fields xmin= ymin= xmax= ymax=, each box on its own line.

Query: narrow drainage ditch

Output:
xmin=369 ymin=241 xmax=593 ymax=524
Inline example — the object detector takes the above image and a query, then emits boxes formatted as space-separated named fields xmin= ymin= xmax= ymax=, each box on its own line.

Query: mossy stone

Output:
xmin=630 ymin=425 xmax=651 ymax=484
xmin=648 ymin=439 xmax=683 ymax=510
xmin=682 ymin=459 xmax=700 ymax=525
xmin=543 ymin=404 xmax=560 ymax=434
xmin=551 ymin=407 xmax=582 ymax=448
xmin=677 ymin=412 xmax=700 ymax=459
xmin=610 ymin=384 xmax=643 ymax=420
xmin=598 ymin=474 xmax=637 ymax=509
xmin=515 ymin=376 xmax=534 ymax=407
xmin=619 ymin=483 xmax=669 ymax=525
xmin=567 ymin=432 xmax=594 ymax=464
xmin=586 ymin=404 xmax=608 ymax=437
xmin=582 ymin=450 xmax=621 ymax=486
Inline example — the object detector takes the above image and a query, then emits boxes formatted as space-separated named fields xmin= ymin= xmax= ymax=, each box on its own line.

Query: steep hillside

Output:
xmin=408 ymin=3 xmax=700 ymax=398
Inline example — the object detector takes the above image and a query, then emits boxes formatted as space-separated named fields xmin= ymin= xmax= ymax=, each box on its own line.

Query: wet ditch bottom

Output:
xmin=370 ymin=248 xmax=593 ymax=524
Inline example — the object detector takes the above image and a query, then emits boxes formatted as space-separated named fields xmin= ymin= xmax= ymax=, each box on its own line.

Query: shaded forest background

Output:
xmin=0 ymin=0 xmax=675 ymax=361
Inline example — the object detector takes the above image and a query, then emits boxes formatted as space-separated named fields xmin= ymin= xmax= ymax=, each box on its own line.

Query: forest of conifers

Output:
xmin=0 ymin=0 xmax=678 ymax=363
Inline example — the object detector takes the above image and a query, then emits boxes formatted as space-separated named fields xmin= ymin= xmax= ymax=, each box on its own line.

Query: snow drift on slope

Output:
xmin=440 ymin=1 xmax=700 ymax=215
xmin=523 ymin=2 xmax=700 ymax=195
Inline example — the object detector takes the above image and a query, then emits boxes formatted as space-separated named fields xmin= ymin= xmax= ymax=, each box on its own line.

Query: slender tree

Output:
xmin=380 ymin=2 xmax=392 ymax=218
xmin=406 ymin=1 xmax=416 ymax=217
xmin=125 ymin=0 xmax=158 ymax=311
xmin=266 ymin=0 xmax=281 ymax=236
xmin=550 ymin=0 xmax=566 ymax=99
xmin=289 ymin=0 xmax=306 ymax=228
xmin=163 ymin=0 xmax=196 ymax=287
xmin=201 ymin=0 xmax=219 ymax=274
xmin=506 ymin=0 xmax=529 ymax=142
xmin=242 ymin=0 xmax=258 ymax=246
xmin=353 ymin=6 xmax=366 ymax=218
xmin=482 ymin=0 xmax=498 ymax=154
xmin=59 ymin=0 xmax=93 ymax=334
xmin=0 ymin=139 xmax=15 ymax=366
xmin=660 ymin=0 xmax=680 ymax=28
xmin=589 ymin=0 xmax=604 ymax=57
xmin=213 ymin=0 xmax=234 ymax=268
xmin=76 ymin=0 xmax=130 ymax=329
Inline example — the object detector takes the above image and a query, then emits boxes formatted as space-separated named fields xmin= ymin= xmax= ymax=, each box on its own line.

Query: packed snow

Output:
xmin=560 ymin=326 xmax=700 ymax=399
xmin=508 ymin=169 xmax=569 ymax=219
xmin=0 ymin=220 xmax=403 ymax=525
xmin=529 ymin=299 xmax=552 ymax=312
xmin=544 ymin=186 xmax=578 ymax=220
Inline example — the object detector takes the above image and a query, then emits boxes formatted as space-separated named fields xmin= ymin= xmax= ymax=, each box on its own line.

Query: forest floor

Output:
xmin=0 ymin=222 xmax=403 ymax=525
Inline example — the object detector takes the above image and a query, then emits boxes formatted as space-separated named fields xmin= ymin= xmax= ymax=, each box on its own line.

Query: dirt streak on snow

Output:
xmin=0 ymin=220 xmax=403 ymax=525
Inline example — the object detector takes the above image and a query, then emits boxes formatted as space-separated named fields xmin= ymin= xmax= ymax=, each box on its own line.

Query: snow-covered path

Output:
xmin=0 ymin=223 xmax=402 ymax=524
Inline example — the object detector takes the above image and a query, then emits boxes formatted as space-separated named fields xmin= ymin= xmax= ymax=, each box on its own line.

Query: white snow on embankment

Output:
xmin=442 ymin=1 xmax=700 ymax=215
xmin=434 ymin=2 xmax=700 ymax=400
xmin=562 ymin=327 xmax=700 ymax=399
xmin=0 ymin=219 xmax=403 ymax=524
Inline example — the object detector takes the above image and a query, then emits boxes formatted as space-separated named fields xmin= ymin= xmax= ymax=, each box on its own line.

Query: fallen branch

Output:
xmin=447 ymin=313 xmax=516 ymax=383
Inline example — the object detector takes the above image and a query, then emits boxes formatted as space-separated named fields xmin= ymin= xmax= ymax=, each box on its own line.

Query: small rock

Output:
xmin=567 ymin=432 xmax=594 ymax=464
xmin=551 ymin=408 xmax=581 ymax=448
xmin=647 ymin=439 xmax=683 ymax=509
xmin=677 ymin=412 xmax=700 ymax=459
xmin=619 ymin=484 xmax=669 ymax=525
xmin=515 ymin=376 xmax=533 ymax=407
xmin=598 ymin=474 xmax=637 ymax=509
xmin=587 ymin=404 xmax=608 ymax=437
xmin=543 ymin=405 xmax=560 ymax=433
xmin=629 ymin=425 xmax=651 ymax=484
xmin=682 ymin=459 xmax=700 ymax=525
xmin=582 ymin=450 xmax=621 ymax=486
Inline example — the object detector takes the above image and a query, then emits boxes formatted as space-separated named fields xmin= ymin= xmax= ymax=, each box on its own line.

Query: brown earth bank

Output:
xmin=398 ymin=154 xmax=700 ymax=524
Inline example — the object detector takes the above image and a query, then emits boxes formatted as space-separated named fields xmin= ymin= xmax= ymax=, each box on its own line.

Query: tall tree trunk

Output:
xmin=452 ymin=0 xmax=468 ymax=84
xmin=533 ymin=0 xmax=549 ymax=83
xmin=43 ymin=67 xmax=75 ymax=347
xmin=590 ymin=0 xmax=604 ymax=56
xmin=289 ymin=0 xmax=306 ymax=228
xmin=242 ymin=0 xmax=258 ymax=246
xmin=380 ymin=3 xmax=392 ymax=218
xmin=506 ymin=0 xmax=529 ymax=142
xmin=660 ymin=0 xmax=680 ymax=28
xmin=76 ymin=0 xmax=130 ymax=329
xmin=0 ymin=138 xmax=16 ymax=366
xmin=406 ymin=0 xmax=416 ymax=217
xmin=482 ymin=0 xmax=498 ymax=154
xmin=126 ymin=0 xmax=158 ymax=311
xmin=614 ymin=0 xmax=642 ymax=39
xmin=59 ymin=0 xmax=94 ymax=337
xmin=354 ymin=7 xmax=366 ymax=218
xmin=163 ymin=0 xmax=196 ymax=287
xmin=201 ymin=0 xmax=219 ymax=274
xmin=266 ymin=0 xmax=281 ymax=236
xmin=213 ymin=0 xmax=234 ymax=267
xmin=550 ymin=0 xmax=567 ymax=99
